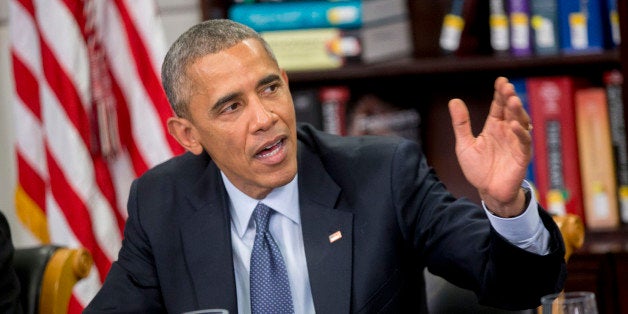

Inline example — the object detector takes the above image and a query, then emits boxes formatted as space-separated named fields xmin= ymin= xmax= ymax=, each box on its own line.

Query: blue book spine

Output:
xmin=606 ymin=0 xmax=620 ymax=47
xmin=512 ymin=78 xmax=536 ymax=187
xmin=228 ymin=1 xmax=362 ymax=32
xmin=558 ymin=0 xmax=606 ymax=53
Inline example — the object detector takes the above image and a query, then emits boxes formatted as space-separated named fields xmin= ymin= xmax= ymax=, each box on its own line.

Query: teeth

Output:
xmin=265 ymin=140 xmax=280 ymax=150
xmin=258 ymin=139 xmax=282 ymax=158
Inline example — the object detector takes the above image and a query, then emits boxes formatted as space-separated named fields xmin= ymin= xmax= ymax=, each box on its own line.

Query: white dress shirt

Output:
xmin=223 ymin=173 xmax=315 ymax=314
xmin=221 ymin=173 xmax=549 ymax=314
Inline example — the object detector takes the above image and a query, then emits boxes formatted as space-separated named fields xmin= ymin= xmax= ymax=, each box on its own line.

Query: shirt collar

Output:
xmin=221 ymin=172 xmax=300 ymax=238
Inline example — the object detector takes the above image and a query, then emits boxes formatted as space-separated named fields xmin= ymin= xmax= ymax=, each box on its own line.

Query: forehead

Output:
xmin=188 ymin=39 xmax=274 ymax=76
xmin=185 ymin=39 xmax=278 ymax=93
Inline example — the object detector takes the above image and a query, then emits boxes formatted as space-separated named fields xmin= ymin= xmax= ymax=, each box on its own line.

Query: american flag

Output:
xmin=9 ymin=0 xmax=183 ymax=311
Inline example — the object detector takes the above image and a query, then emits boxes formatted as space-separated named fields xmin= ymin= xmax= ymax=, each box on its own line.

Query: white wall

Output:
xmin=0 ymin=0 xmax=201 ymax=247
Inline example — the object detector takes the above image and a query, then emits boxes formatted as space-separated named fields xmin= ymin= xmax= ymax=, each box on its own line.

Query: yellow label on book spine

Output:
xmin=547 ymin=189 xmax=567 ymax=216
xmin=440 ymin=14 xmax=464 ymax=51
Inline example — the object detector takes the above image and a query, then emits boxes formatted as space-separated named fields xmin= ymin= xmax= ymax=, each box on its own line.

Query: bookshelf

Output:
xmin=200 ymin=0 xmax=628 ymax=202
xmin=199 ymin=1 xmax=628 ymax=311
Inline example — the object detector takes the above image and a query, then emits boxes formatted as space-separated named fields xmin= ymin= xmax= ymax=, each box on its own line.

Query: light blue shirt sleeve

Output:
xmin=482 ymin=181 xmax=551 ymax=255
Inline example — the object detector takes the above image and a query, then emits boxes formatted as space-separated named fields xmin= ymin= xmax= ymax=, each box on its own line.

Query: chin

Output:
xmin=268 ymin=167 xmax=297 ymax=188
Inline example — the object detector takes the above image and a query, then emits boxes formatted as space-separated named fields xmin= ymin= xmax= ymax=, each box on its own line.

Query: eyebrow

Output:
xmin=211 ymin=74 xmax=282 ymax=113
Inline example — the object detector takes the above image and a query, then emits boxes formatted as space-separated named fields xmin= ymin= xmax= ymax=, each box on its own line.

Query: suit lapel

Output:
xmin=298 ymin=143 xmax=353 ymax=314
xmin=176 ymin=137 xmax=355 ymax=313
xmin=180 ymin=160 xmax=238 ymax=312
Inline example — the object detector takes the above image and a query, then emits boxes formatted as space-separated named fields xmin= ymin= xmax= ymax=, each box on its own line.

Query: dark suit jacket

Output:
xmin=85 ymin=124 xmax=566 ymax=313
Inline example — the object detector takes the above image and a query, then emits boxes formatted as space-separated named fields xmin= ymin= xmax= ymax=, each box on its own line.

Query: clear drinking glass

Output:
xmin=541 ymin=291 xmax=598 ymax=314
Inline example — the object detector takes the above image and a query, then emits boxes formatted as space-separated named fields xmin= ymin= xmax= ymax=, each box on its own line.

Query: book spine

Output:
xmin=361 ymin=0 xmax=409 ymax=25
xmin=558 ymin=0 xmax=606 ymax=53
xmin=489 ymin=0 xmax=510 ymax=54
xmin=260 ymin=28 xmax=361 ymax=71
xmin=360 ymin=18 xmax=413 ymax=64
xmin=320 ymin=86 xmax=350 ymax=136
xmin=530 ymin=0 xmax=559 ymax=55
xmin=526 ymin=77 xmax=585 ymax=222
xmin=605 ymin=70 xmax=628 ymax=224
xmin=508 ymin=0 xmax=532 ymax=56
xmin=511 ymin=78 xmax=536 ymax=187
xmin=439 ymin=0 xmax=466 ymax=53
xmin=606 ymin=0 xmax=621 ymax=46
xmin=347 ymin=94 xmax=420 ymax=141
xmin=228 ymin=1 xmax=362 ymax=32
xmin=575 ymin=87 xmax=620 ymax=229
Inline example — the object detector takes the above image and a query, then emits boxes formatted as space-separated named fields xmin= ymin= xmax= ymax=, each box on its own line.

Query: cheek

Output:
xmin=277 ymin=101 xmax=297 ymax=123
xmin=203 ymin=127 xmax=246 ymax=157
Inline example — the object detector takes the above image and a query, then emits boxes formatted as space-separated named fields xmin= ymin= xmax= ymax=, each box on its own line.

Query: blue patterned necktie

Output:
xmin=250 ymin=203 xmax=294 ymax=314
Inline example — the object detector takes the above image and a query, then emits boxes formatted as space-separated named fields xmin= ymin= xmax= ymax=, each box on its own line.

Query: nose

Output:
xmin=250 ymin=97 xmax=276 ymax=131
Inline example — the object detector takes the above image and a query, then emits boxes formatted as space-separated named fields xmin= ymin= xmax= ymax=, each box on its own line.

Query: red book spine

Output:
xmin=526 ymin=76 xmax=585 ymax=222
xmin=319 ymin=86 xmax=350 ymax=136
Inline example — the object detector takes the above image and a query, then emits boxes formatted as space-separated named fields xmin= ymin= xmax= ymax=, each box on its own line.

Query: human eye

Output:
xmin=261 ymin=82 xmax=280 ymax=96
xmin=220 ymin=102 xmax=241 ymax=114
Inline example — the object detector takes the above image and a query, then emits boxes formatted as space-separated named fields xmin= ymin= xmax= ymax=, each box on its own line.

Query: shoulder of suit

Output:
xmin=137 ymin=151 xmax=212 ymax=184
xmin=297 ymin=123 xmax=415 ymax=165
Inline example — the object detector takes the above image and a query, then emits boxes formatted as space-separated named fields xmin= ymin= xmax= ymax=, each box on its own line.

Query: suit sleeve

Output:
xmin=84 ymin=180 xmax=165 ymax=313
xmin=391 ymin=139 xmax=566 ymax=310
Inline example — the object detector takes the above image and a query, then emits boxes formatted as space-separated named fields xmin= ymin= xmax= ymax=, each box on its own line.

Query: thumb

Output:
xmin=448 ymin=98 xmax=474 ymax=149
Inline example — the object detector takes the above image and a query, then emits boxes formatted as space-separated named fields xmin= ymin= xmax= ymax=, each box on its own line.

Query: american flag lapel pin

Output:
xmin=328 ymin=230 xmax=342 ymax=243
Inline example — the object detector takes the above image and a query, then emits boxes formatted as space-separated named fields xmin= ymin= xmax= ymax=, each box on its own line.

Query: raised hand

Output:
xmin=448 ymin=77 xmax=533 ymax=217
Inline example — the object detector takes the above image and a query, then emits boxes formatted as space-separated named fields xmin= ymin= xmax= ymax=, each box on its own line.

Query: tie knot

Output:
xmin=253 ymin=203 xmax=272 ymax=234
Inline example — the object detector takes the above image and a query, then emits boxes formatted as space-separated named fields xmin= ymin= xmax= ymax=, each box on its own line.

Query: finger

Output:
xmin=504 ymin=94 xmax=532 ymax=130
xmin=488 ymin=77 xmax=514 ymax=120
xmin=509 ymin=120 xmax=533 ymax=163
xmin=448 ymin=98 xmax=475 ymax=148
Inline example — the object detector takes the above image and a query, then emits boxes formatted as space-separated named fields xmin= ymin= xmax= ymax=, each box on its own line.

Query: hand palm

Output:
xmin=449 ymin=77 xmax=532 ymax=214
xmin=456 ymin=115 xmax=530 ymax=203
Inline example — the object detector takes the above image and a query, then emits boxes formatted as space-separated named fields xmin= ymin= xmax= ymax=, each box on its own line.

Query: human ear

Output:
xmin=166 ymin=117 xmax=204 ymax=155
xmin=281 ymin=69 xmax=289 ymax=86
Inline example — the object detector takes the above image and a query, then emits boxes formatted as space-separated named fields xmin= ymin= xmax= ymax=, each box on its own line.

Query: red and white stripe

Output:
xmin=10 ymin=0 xmax=183 ymax=311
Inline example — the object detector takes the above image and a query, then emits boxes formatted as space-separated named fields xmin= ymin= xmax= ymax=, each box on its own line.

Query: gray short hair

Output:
xmin=161 ymin=19 xmax=277 ymax=118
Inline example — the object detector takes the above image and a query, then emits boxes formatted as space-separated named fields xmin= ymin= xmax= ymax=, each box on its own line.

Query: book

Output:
xmin=511 ymin=78 xmax=536 ymax=188
xmin=557 ymin=0 xmax=607 ymax=53
xmin=261 ymin=17 xmax=412 ymax=71
xmin=361 ymin=0 xmax=409 ymax=25
xmin=439 ymin=0 xmax=466 ymax=53
xmin=530 ymin=0 xmax=559 ymax=55
xmin=489 ymin=0 xmax=510 ymax=54
xmin=359 ymin=0 xmax=413 ymax=64
xmin=347 ymin=94 xmax=420 ymax=142
xmin=359 ymin=17 xmax=413 ymax=64
xmin=507 ymin=0 xmax=532 ymax=56
xmin=526 ymin=76 xmax=585 ymax=222
xmin=605 ymin=70 xmax=628 ymax=224
xmin=261 ymin=27 xmax=361 ymax=71
xmin=228 ymin=0 xmax=362 ymax=32
xmin=228 ymin=0 xmax=408 ymax=32
xmin=320 ymin=86 xmax=350 ymax=136
xmin=575 ymin=87 xmax=620 ymax=229
xmin=605 ymin=0 xmax=621 ymax=47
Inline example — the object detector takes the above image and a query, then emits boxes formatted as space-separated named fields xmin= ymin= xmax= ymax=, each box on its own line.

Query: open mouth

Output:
xmin=255 ymin=138 xmax=284 ymax=159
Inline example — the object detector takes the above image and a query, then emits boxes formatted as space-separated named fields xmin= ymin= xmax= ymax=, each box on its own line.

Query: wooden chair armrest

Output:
xmin=39 ymin=247 xmax=93 ymax=314
xmin=552 ymin=214 xmax=585 ymax=261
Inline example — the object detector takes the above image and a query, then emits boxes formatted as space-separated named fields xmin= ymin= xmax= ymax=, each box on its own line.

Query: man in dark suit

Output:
xmin=85 ymin=19 xmax=566 ymax=313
